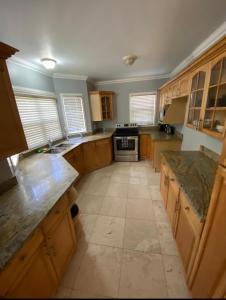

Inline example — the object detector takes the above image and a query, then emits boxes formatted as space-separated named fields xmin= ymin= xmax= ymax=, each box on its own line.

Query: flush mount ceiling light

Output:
xmin=123 ymin=54 xmax=138 ymax=66
xmin=41 ymin=58 xmax=57 ymax=70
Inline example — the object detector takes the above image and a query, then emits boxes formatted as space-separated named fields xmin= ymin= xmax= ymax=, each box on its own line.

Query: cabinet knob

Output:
xmin=185 ymin=206 xmax=190 ymax=211
xmin=20 ymin=255 xmax=26 ymax=262
xmin=170 ymin=178 xmax=175 ymax=181
xmin=55 ymin=210 xmax=60 ymax=214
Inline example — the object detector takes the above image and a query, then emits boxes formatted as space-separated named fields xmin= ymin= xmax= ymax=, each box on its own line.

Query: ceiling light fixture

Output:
xmin=123 ymin=54 xmax=138 ymax=66
xmin=41 ymin=58 xmax=57 ymax=70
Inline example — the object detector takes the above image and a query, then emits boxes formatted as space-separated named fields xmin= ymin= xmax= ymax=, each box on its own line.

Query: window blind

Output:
xmin=130 ymin=93 xmax=156 ymax=125
xmin=16 ymin=96 xmax=63 ymax=150
xmin=62 ymin=95 xmax=86 ymax=134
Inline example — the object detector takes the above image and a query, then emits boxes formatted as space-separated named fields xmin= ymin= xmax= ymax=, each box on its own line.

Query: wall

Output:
xmin=7 ymin=61 xmax=55 ymax=92
xmin=53 ymin=78 xmax=93 ymax=132
xmin=180 ymin=126 xmax=223 ymax=154
xmin=94 ymin=78 xmax=167 ymax=128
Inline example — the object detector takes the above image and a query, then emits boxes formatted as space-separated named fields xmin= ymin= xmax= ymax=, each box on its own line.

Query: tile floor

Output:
xmin=56 ymin=161 xmax=191 ymax=299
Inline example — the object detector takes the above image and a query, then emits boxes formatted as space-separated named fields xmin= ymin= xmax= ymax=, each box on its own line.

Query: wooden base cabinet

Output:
xmin=175 ymin=191 xmax=204 ymax=280
xmin=190 ymin=166 xmax=226 ymax=297
xmin=160 ymin=158 xmax=169 ymax=207
xmin=139 ymin=134 xmax=152 ymax=160
xmin=95 ymin=138 xmax=112 ymax=168
xmin=0 ymin=188 xmax=77 ymax=298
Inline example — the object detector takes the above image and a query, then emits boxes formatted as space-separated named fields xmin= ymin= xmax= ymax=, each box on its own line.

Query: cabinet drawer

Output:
xmin=0 ymin=228 xmax=43 ymax=296
xmin=95 ymin=138 xmax=110 ymax=145
xmin=42 ymin=194 xmax=69 ymax=234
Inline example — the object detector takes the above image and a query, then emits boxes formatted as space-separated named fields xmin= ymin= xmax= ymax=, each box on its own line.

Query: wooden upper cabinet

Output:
xmin=202 ymin=52 xmax=226 ymax=140
xmin=179 ymin=76 xmax=190 ymax=97
xmin=89 ymin=91 xmax=114 ymax=121
xmin=0 ymin=42 xmax=28 ymax=159
xmin=186 ymin=64 xmax=209 ymax=130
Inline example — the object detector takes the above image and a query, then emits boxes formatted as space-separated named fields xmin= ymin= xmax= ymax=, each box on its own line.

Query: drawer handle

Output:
xmin=185 ymin=206 xmax=190 ymax=211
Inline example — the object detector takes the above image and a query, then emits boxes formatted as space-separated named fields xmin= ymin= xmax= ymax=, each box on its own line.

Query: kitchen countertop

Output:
xmin=161 ymin=151 xmax=218 ymax=220
xmin=139 ymin=129 xmax=182 ymax=141
xmin=0 ymin=132 xmax=113 ymax=270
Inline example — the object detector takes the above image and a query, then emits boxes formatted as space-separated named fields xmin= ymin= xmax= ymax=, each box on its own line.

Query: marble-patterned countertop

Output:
xmin=0 ymin=132 xmax=113 ymax=270
xmin=139 ymin=129 xmax=182 ymax=141
xmin=161 ymin=151 xmax=218 ymax=220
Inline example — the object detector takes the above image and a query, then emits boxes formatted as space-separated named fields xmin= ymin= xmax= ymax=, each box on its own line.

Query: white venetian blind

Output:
xmin=130 ymin=93 xmax=156 ymax=125
xmin=62 ymin=95 xmax=86 ymax=134
xmin=16 ymin=96 xmax=63 ymax=150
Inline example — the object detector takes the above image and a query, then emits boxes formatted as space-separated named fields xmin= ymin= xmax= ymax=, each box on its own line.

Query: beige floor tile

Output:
xmin=110 ymin=173 xmax=129 ymax=184
xmin=55 ymin=286 xmax=72 ymax=298
xmin=129 ymin=166 xmax=149 ymax=178
xmin=157 ymin=222 xmax=179 ymax=256
xmin=100 ymin=196 xmax=127 ymax=218
xmin=60 ymin=242 xmax=88 ymax=289
xmin=106 ymin=182 xmax=128 ymax=197
xmin=90 ymin=215 xmax=125 ymax=248
xmin=127 ymin=183 xmax=151 ymax=199
xmin=150 ymin=185 xmax=163 ymax=201
xmin=77 ymin=194 xmax=104 ymax=214
xmin=76 ymin=214 xmax=98 ymax=242
xmin=69 ymin=289 xmax=109 ymax=298
xmin=126 ymin=197 xmax=155 ymax=220
xmin=118 ymin=250 xmax=168 ymax=298
xmin=73 ymin=244 xmax=122 ymax=298
xmin=123 ymin=218 xmax=161 ymax=254
xmin=128 ymin=176 xmax=149 ymax=185
xmin=153 ymin=200 xmax=169 ymax=223
xmin=148 ymin=172 xmax=161 ymax=185
xmin=85 ymin=177 xmax=110 ymax=196
xmin=163 ymin=254 xmax=191 ymax=298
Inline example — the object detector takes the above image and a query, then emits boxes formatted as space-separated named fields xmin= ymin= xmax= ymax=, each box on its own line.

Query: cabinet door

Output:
xmin=166 ymin=173 xmax=180 ymax=234
xmin=7 ymin=243 xmax=58 ymax=298
xmin=186 ymin=65 xmax=209 ymax=130
xmin=180 ymin=76 xmax=190 ymax=96
xmin=191 ymin=166 xmax=226 ymax=298
xmin=0 ymin=57 xmax=28 ymax=159
xmin=202 ymin=52 xmax=226 ymax=140
xmin=147 ymin=136 xmax=152 ymax=160
xmin=46 ymin=211 xmax=76 ymax=280
xmin=95 ymin=138 xmax=112 ymax=168
xmin=73 ymin=145 xmax=84 ymax=174
xmin=83 ymin=141 xmax=97 ymax=172
xmin=160 ymin=160 xmax=169 ymax=207
xmin=175 ymin=191 xmax=203 ymax=278
xmin=64 ymin=150 xmax=75 ymax=168
xmin=140 ymin=134 xmax=148 ymax=159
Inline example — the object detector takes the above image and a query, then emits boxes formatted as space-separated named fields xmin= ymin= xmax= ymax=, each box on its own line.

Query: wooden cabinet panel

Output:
xmin=95 ymin=138 xmax=112 ymax=168
xmin=140 ymin=134 xmax=148 ymax=159
xmin=89 ymin=91 xmax=113 ymax=121
xmin=73 ymin=145 xmax=84 ymax=174
xmin=83 ymin=141 xmax=97 ymax=172
xmin=160 ymin=159 xmax=169 ymax=207
xmin=166 ymin=173 xmax=180 ymax=234
xmin=175 ymin=191 xmax=203 ymax=278
xmin=7 ymin=243 xmax=58 ymax=298
xmin=0 ymin=43 xmax=28 ymax=159
xmin=191 ymin=166 xmax=226 ymax=298
xmin=46 ymin=211 xmax=76 ymax=280
xmin=180 ymin=76 xmax=190 ymax=96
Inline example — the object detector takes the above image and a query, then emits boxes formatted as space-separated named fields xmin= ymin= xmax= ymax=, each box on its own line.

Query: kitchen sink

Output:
xmin=44 ymin=148 xmax=64 ymax=154
xmin=56 ymin=143 xmax=74 ymax=148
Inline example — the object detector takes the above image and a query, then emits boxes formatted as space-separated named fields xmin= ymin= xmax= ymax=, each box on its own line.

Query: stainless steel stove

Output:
xmin=113 ymin=123 xmax=139 ymax=161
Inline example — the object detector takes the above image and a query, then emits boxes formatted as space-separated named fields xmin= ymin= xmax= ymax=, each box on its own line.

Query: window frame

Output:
xmin=14 ymin=89 xmax=63 ymax=152
xmin=60 ymin=93 xmax=87 ymax=136
xmin=129 ymin=91 xmax=157 ymax=126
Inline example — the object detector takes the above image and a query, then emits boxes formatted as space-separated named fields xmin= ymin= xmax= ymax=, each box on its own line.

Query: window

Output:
xmin=61 ymin=94 xmax=86 ymax=135
xmin=16 ymin=96 xmax=63 ymax=150
xmin=130 ymin=93 xmax=156 ymax=125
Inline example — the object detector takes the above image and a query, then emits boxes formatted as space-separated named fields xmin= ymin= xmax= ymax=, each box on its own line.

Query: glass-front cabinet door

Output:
xmin=202 ymin=53 xmax=226 ymax=139
xmin=101 ymin=93 xmax=113 ymax=120
xmin=187 ymin=65 xmax=208 ymax=130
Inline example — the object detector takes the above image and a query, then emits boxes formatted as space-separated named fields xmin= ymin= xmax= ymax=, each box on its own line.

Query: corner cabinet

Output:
xmin=0 ymin=42 xmax=28 ymax=159
xmin=202 ymin=53 xmax=226 ymax=139
xmin=186 ymin=65 xmax=209 ymax=131
xmin=89 ymin=91 xmax=114 ymax=121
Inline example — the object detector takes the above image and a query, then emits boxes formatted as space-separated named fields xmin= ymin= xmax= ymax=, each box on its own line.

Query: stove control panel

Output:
xmin=116 ymin=123 xmax=138 ymax=128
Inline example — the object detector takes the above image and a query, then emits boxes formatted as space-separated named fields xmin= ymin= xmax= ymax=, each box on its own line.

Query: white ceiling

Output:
xmin=0 ymin=0 xmax=226 ymax=81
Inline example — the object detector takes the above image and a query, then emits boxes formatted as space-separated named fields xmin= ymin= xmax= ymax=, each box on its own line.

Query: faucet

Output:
xmin=48 ymin=137 xmax=53 ymax=148
xmin=78 ymin=132 xmax=83 ymax=138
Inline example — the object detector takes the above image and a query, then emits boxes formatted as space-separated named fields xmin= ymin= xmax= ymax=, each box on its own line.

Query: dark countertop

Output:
xmin=161 ymin=151 xmax=218 ymax=220
xmin=0 ymin=132 xmax=113 ymax=270
xmin=139 ymin=129 xmax=182 ymax=141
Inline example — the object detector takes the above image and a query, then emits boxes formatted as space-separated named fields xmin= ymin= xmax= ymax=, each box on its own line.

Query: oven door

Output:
xmin=114 ymin=136 xmax=138 ymax=155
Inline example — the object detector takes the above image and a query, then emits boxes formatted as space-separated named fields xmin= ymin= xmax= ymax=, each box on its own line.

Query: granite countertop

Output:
xmin=139 ymin=129 xmax=182 ymax=141
xmin=0 ymin=132 xmax=113 ymax=270
xmin=161 ymin=151 xmax=218 ymax=221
